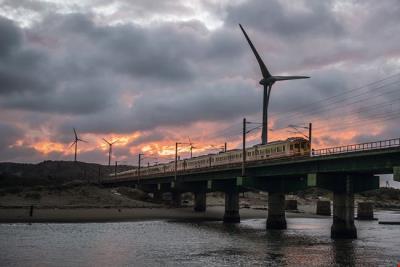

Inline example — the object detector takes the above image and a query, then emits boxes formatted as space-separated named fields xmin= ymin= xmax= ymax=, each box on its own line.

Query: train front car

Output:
xmin=287 ymin=137 xmax=310 ymax=157
xmin=244 ymin=137 xmax=310 ymax=161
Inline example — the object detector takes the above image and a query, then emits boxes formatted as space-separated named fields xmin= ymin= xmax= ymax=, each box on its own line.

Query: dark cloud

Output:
xmin=226 ymin=0 xmax=344 ymax=39
xmin=0 ymin=16 xmax=52 ymax=96
xmin=128 ymin=131 xmax=169 ymax=146
xmin=1 ymin=78 xmax=116 ymax=114
xmin=1 ymin=0 xmax=55 ymax=13
xmin=0 ymin=122 xmax=43 ymax=162
xmin=0 ymin=1 xmax=399 ymax=163
xmin=0 ymin=16 xmax=21 ymax=56
xmin=58 ymin=78 xmax=261 ymax=134
xmin=0 ymin=122 xmax=22 ymax=150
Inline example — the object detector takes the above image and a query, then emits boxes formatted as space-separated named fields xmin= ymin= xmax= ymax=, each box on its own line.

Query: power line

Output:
xmin=271 ymin=71 xmax=400 ymax=121
xmin=272 ymin=95 xmax=400 ymax=132
xmin=272 ymin=78 xmax=400 ymax=126
xmin=313 ymin=110 xmax=400 ymax=133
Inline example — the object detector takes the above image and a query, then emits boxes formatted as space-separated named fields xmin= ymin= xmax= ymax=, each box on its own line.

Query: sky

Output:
xmin=0 ymin=0 xmax=400 ymax=169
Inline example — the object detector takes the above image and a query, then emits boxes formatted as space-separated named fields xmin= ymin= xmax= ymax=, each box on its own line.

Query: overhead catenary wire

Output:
xmin=271 ymin=78 xmax=400 ymax=127
xmin=271 ymin=71 xmax=400 ymax=121
xmin=271 ymin=94 xmax=400 ymax=132
xmin=313 ymin=109 xmax=400 ymax=133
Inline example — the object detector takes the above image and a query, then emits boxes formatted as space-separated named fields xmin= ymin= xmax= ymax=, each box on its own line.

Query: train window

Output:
xmin=295 ymin=144 xmax=300 ymax=149
xmin=277 ymin=147 xmax=281 ymax=152
xmin=301 ymin=143 xmax=306 ymax=149
xmin=283 ymin=146 xmax=285 ymax=151
xmin=290 ymin=144 xmax=293 ymax=150
xmin=248 ymin=152 xmax=251 ymax=156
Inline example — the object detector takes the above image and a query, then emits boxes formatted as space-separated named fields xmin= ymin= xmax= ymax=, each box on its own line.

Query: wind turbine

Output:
xmin=102 ymin=138 xmax=119 ymax=166
xmin=239 ymin=24 xmax=310 ymax=144
xmin=70 ymin=128 xmax=87 ymax=162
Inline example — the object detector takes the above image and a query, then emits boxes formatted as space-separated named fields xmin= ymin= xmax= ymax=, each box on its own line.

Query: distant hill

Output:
xmin=0 ymin=161 xmax=134 ymax=187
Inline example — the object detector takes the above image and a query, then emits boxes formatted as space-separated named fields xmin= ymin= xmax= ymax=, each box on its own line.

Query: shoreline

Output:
xmin=0 ymin=206 xmax=330 ymax=224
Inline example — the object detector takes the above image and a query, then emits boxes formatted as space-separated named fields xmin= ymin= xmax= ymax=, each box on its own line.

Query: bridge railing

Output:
xmin=312 ymin=138 xmax=400 ymax=156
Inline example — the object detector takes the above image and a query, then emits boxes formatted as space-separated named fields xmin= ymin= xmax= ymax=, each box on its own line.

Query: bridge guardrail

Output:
xmin=312 ymin=138 xmax=400 ymax=156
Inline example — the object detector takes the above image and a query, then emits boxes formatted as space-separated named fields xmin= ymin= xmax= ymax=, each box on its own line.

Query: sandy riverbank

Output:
xmin=0 ymin=206 xmax=329 ymax=223
xmin=1 ymin=185 xmax=399 ymax=223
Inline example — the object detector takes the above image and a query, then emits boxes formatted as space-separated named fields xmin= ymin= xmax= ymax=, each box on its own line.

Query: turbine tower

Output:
xmin=239 ymin=24 xmax=310 ymax=144
xmin=102 ymin=138 xmax=118 ymax=166
xmin=70 ymin=128 xmax=87 ymax=162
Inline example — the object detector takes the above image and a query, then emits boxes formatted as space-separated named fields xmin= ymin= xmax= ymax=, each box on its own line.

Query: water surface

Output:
xmin=1 ymin=211 xmax=399 ymax=266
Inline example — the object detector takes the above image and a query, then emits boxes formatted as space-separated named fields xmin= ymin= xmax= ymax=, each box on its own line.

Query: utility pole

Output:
xmin=242 ymin=118 xmax=246 ymax=177
xmin=138 ymin=153 xmax=143 ymax=183
xmin=114 ymin=161 xmax=117 ymax=177
xmin=308 ymin=122 xmax=312 ymax=148
xmin=224 ymin=142 xmax=227 ymax=152
xmin=175 ymin=142 xmax=180 ymax=181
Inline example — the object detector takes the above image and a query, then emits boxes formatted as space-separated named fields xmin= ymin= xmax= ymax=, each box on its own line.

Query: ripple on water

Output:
xmin=0 ymin=212 xmax=399 ymax=266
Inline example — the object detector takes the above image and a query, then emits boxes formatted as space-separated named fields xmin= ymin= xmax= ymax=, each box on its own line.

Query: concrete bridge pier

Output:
xmin=193 ymin=191 xmax=206 ymax=212
xmin=171 ymin=191 xmax=182 ymax=207
xmin=267 ymin=192 xmax=287 ymax=229
xmin=223 ymin=190 xmax=240 ymax=223
xmin=331 ymin=176 xmax=357 ymax=239
xmin=316 ymin=200 xmax=331 ymax=216
xmin=357 ymin=202 xmax=374 ymax=220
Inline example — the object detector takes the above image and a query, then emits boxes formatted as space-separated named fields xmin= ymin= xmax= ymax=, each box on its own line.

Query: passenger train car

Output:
xmin=110 ymin=137 xmax=310 ymax=179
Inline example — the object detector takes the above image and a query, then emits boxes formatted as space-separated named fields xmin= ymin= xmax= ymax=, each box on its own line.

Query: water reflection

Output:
xmin=332 ymin=240 xmax=356 ymax=267
xmin=0 ymin=213 xmax=399 ymax=266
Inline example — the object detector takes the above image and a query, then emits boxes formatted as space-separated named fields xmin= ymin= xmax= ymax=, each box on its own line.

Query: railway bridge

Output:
xmin=102 ymin=138 xmax=400 ymax=239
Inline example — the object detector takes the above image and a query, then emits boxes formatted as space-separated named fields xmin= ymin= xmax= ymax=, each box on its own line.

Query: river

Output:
xmin=0 ymin=210 xmax=399 ymax=266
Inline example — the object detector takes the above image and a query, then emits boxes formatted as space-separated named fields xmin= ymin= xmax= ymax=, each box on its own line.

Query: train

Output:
xmin=110 ymin=137 xmax=311 ymax=179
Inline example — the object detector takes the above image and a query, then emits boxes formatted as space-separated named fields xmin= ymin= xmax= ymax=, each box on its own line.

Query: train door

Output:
xmin=293 ymin=142 xmax=301 ymax=155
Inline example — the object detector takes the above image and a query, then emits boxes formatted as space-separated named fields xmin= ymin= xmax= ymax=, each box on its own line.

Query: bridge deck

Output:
xmin=102 ymin=145 xmax=400 ymax=185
